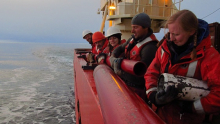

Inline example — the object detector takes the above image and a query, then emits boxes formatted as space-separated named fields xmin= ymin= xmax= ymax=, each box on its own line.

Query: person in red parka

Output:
xmin=96 ymin=26 xmax=126 ymax=64
xmin=82 ymin=30 xmax=97 ymax=54
xmin=103 ymin=26 xmax=126 ymax=56
xmin=145 ymin=9 xmax=220 ymax=124
xmin=86 ymin=31 xmax=108 ymax=63
xmin=92 ymin=31 xmax=108 ymax=54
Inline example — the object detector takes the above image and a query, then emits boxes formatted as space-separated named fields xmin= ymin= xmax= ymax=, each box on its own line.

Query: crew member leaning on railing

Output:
xmin=95 ymin=26 xmax=126 ymax=64
xmin=109 ymin=13 xmax=159 ymax=101
xmin=86 ymin=31 xmax=108 ymax=63
xmin=86 ymin=26 xmax=126 ymax=64
xmin=103 ymin=26 xmax=126 ymax=56
xmin=82 ymin=30 xmax=97 ymax=54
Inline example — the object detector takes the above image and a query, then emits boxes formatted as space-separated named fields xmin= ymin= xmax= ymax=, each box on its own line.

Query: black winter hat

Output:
xmin=131 ymin=12 xmax=151 ymax=28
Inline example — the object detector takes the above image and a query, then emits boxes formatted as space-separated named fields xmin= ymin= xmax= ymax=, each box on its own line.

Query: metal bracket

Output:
xmin=77 ymin=55 xmax=86 ymax=59
xmin=76 ymin=51 xmax=90 ymax=54
xmin=82 ymin=64 xmax=97 ymax=70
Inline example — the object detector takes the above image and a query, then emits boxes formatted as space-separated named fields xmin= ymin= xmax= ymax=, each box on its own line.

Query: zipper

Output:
xmin=162 ymin=46 xmax=171 ymax=73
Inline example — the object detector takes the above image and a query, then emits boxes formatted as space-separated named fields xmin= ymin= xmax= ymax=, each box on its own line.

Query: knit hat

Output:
xmin=131 ymin=12 xmax=151 ymax=28
xmin=92 ymin=31 xmax=106 ymax=43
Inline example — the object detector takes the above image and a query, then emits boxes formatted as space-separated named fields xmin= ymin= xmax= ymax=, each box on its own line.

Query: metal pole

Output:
xmin=100 ymin=5 xmax=108 ymax=33
xmin=109 ymin=10 xmax=112 ymax=27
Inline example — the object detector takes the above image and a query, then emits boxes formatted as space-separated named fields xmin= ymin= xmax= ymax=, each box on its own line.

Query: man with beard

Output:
xmin=86 ymin=31 xmax=108 ymax=63
xmin=82 ymin=30 xmax=97 ymax=54
xmin=110 ymin=13 xmax=158 ymax=101
xmin=92 ymin=31 xmax=109 ymax=54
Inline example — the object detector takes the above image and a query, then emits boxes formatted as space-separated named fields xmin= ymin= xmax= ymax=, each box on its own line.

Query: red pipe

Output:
xmin=93 ymin=64 xmax=165 ymax=124
xmin=106 ymin=56 xmax=147 ymax=77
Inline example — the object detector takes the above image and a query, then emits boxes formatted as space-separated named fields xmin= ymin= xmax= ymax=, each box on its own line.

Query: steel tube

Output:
xmin=94 ymin=64 xmax=165 ymax=124
xmin=106 ymin=56 xmax=147 ymax=76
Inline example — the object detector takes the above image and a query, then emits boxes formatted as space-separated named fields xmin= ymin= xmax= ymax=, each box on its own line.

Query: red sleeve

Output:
xmin=144 ymin=46 xmax=162 ymax=98
xmin=200 ymin=47 xmax=220 ymax=114
xmin=121 ymin=39 xmax=126 ymax=44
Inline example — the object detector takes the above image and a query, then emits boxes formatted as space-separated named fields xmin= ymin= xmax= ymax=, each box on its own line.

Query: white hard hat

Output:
xmin=106 ymin=26 xmax=121 ymax=38
xmin=82 ymin=30 xmax=92 ymax=38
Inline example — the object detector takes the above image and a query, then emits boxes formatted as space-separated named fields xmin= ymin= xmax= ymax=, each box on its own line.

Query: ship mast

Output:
xmin=98 ymin=0 xmax=182 ymax=40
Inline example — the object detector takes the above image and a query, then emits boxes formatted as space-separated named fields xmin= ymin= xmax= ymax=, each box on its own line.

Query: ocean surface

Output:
xmin=0 ymin=42 xmax=90 ymax=124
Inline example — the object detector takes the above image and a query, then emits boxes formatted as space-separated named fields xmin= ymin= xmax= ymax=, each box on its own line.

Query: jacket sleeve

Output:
xmin=144 ymin=46 xmax=162 ymax=99
xmin=196 ymin=47 xmax=220 ymax=114
xmin=140 ymin=41 xmax=158 ymax=68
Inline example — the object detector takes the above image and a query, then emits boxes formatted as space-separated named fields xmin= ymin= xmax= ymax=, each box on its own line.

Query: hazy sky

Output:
xmin=0 ymin=0 xmax=220 ymax=43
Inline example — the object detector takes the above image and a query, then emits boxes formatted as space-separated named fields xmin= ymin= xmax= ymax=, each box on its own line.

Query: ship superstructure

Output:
xmin=99 ymin=0 xmax=182 ymax=39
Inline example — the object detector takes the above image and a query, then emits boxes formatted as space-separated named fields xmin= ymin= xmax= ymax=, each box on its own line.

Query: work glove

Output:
xmin=86 ymin=52 xmax=95 ymax=63
xmin=109 ymin=56 xmax=123 ymax=75
xmin=96 ymin=53 xmax=107 ymax=64
xmin=109 ymin=56 xmax=116 ymax=68
xmin=155 ymin=85 xmax=178 ymax=105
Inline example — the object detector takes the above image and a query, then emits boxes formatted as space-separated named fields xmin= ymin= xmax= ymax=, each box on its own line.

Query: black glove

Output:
xmin=155 ymin=85 xmax=178 ymax=105
xmin=96 ymin=53 xmax=107 ymax=63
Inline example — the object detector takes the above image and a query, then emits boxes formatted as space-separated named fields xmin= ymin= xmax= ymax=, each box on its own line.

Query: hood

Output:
xmin=197 ymin=19 xmax=209 ymax=46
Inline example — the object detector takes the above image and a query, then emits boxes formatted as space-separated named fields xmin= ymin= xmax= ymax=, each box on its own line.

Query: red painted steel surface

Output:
xmin=105 ymin=56 xmax=147 ymax=76
xmin=93 ymin=64 xmax=165 ymax=124
xmin=74 ymin=49 xmax=104 ymax=124
xmin=74 ymin=49 xmax=165 ymax=124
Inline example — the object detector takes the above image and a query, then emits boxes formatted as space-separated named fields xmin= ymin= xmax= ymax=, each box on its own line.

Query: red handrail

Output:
xmin=105 ymin=56 xmax=147 ymax=77
xmin=94 ymin=64 xmax=165 ymax=124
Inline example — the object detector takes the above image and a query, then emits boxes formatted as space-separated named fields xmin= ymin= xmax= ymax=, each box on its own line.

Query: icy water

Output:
xmin=0 ymin=42 xmax=90 ymax=124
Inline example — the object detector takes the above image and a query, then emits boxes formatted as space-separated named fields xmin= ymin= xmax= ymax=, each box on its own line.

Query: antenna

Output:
xmin=97 ymin=8 xmax=100 ymax=14
xmin=202 ymin=8 xmax=220 ymax=19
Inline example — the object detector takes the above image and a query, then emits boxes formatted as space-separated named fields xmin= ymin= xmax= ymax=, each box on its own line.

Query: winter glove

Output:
xmin=96 ymin=53 xmax=107 ymax=64
xmin=109 ymin=56 xmax=116 ymax=68
xmin=86 ymin=53 xmax=95 ymax=63
xmin=109 ymin=56 xmax=123 ymax=75
xmin=155 ymin=85 xmax=178 ymax=105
